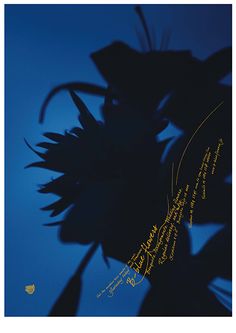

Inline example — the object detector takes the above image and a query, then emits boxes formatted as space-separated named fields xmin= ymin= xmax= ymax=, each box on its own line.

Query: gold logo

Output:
xmin=25 ymin=284 xmax=35 ymax=295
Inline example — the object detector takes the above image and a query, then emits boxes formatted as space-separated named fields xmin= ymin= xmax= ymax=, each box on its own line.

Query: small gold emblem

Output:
xmin=25 ymin=284 xmax=35 ymax=295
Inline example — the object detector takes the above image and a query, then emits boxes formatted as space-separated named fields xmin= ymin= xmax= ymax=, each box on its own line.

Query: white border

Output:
xmin=0 ymin=1 xmax=234 ymax=333
xmin=1 ymin=0 xmax=235 ymax=4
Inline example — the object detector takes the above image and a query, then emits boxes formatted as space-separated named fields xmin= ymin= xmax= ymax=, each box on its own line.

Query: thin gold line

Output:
xmin=175 ymin=101 xmax=224 ymax=186
xmin=167 ymin=194 xmax=170 ymax=215
xmin=133 ymin=255 xmax=149 ymax=286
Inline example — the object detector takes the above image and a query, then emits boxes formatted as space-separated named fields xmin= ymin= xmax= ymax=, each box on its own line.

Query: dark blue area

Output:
xmin=5 ymin=4 xmax=231 ymax=316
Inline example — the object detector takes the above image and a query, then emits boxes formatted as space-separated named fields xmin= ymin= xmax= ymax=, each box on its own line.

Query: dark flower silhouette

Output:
xmin=26 ymin=5 xmax=232 ymax=316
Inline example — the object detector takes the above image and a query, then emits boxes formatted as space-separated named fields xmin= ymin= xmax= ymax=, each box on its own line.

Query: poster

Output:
xmin=4 ymin=3 xmax=232 ymax=318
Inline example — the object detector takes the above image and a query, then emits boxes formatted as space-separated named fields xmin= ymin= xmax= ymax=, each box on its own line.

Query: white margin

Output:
xmin=0 ymin=1 xmax=234 ymax=333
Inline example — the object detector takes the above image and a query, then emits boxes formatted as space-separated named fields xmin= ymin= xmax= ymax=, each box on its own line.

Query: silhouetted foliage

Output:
xmin=26 ymin=5 xmax=232 ymax=316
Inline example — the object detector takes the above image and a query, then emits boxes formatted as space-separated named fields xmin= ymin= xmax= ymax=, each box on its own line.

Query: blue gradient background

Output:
xmin=5 ymin=4 xmax=232 ymax=316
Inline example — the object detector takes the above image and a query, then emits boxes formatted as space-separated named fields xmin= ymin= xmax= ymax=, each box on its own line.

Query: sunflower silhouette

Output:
xmin=26 ymin=6 xmax=232 ymax=316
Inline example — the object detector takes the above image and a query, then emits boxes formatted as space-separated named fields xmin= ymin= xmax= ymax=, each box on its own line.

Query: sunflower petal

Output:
xmin=44 ymin=132 xmax=65 ymax=142
xmin=43 ymin=221 xmax=63 ymax=227
xmin=41 ymin=198 xmax=72 ymax=217
xmin=69 ymin=90 xmax=98 ymax=130
xmin=25 ymin=161 xmax=47 ymax=169
xmin=36 ymin=142 xmax=56 ymax=149
xmin=24 ymin=138 xmax=46 ymax=159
